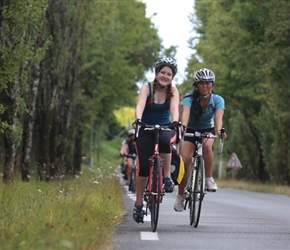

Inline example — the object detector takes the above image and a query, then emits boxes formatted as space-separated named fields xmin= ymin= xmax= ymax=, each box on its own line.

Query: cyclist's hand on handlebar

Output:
xmin=132 ymin=119 xmax=141 ymax=129
xmin=169 ymin=121 xmax=186 ymax=133
xmin=132 ymin=119 xmax=141 ymax=126
xmin=169 ymin=121 xmax=184 ymax=129
xmin=169 ymin=121 xmax=179 ymax=129
xmin=217 ymin=128 xmax=227 ymax=140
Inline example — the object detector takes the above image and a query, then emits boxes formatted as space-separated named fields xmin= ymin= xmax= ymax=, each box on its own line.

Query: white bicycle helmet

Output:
xmin=155 ymin=57 xmax=178 ymax=76
xmin=193 ymin=68 xmax=215 ymax=86
xmin=127 ymin=129 xmax=135 ymax=136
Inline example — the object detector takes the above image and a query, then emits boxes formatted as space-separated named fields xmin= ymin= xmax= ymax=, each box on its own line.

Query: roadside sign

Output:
xmin=226 ymin=153 xmax=242 ymax=169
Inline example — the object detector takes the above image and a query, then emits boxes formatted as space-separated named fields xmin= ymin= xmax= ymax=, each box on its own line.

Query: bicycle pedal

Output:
xmin=137 ymin=218 xmax=144 ymax=223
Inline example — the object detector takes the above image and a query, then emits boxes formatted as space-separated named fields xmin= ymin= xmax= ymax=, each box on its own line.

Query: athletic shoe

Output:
xmin=205 ymin=177 xmax=218 ymax=192
xmin=133 ymin=203 xmax=144 ymax=223
xmin=164 ymin=176 xmax=175 ymax=193
xmin=174 ymin=194 xmax=185 ymax=212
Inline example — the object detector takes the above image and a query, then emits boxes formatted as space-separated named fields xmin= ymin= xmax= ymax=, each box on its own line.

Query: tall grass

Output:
xmin=217 ymin=178 xmax=290 ymax=196
xmin=0 ymin=139 xmax=126 ymax=250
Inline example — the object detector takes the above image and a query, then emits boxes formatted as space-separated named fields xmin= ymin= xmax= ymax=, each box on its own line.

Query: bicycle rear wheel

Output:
xmin=150 ymin=157 xmax=161 ymax=232
xmin=189 ymin=157 xmax=205 ymax=227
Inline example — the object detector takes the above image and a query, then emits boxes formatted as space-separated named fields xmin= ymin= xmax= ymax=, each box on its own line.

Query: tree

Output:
xmin=187 ymin=0 xmax=290 ymax=184
xmin=0 ymin=0 xmax=49 ymax=182
xmin=80 ymin=0 xmax=162 ymax=162
xmin=0 ymin=0 xmax=162 ymax=181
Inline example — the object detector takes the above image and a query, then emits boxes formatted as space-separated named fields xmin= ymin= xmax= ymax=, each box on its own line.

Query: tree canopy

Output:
xmin=0 ymin=0 xmax=162 ymax=182
xmin=182 ymin=0 xmax=290 ymax=184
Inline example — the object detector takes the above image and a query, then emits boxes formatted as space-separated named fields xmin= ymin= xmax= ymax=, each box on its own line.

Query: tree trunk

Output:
xmin=3 ymin=136 xmax=15 ymax=183
xmin=37 ymin=107 xmax=55 ymax=181
xmin=73 ymin=128 xmax=83 ymax=175
xmin=21 ymin=65 xmax=40 ymax=181
xmin=3 ymin=76 xmax=20 ymax=183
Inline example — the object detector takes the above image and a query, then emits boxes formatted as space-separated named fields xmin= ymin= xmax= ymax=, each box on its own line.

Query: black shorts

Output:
xmin=184 ymin=127 xmax=215 ymax=144
xmin=136 ymin=127 xmax=176 ymax=177
xmin=127 ymin=152 xmax=136 ymax=159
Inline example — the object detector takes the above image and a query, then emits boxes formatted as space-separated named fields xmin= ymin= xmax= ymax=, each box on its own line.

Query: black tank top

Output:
xmin=126 ymin=139 xmax=136 ymax=155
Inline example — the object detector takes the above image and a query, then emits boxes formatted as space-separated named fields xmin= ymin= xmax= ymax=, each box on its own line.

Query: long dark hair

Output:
xmin=191 ymin=89 xmax=203 ymax=122
xmin=190 ymin=89 xmax=215 ymax=121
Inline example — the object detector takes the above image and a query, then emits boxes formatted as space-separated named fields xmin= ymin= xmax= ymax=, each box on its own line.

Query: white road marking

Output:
xmin=140 ymin=231 xmax=159 ymax=240
xmin=117 ymin=169 xmax=159 ymax=241
xmin=143 ymin=214 xmax=150 ymax=222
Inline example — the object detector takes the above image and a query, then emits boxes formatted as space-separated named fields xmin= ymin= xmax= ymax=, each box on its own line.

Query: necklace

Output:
xmin=198 ymin=92 xmax=211 ymax=111
xmin=201 ymin=103 xmax=207 ymax=111
xmin=200 ymin=98 xmax=209 ymax=111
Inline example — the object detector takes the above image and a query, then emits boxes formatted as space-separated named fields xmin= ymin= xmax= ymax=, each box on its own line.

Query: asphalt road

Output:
xmin=113 ymin=179 xmax=290 ymax=250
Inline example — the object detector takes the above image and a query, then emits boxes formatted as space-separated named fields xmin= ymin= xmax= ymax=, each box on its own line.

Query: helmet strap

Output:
xmin=197 ymin=91 xmax=212 ymax=100
xmin=202 ymin=91 xmax=211 ymax=98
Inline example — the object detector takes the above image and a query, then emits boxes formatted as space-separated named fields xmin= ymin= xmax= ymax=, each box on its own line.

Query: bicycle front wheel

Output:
xmin=130 ymin=166 xmax=136 ymax=193
xmin=150 ymin=157 xmax=161 ymax=232
xmin=189 ymin=157 xmax=205 ymax=227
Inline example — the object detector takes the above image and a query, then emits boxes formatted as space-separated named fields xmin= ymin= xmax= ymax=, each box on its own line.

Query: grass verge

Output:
xmin=217 ymin=178 xmax=290 ymax=196
xmin=0 ymin=165 xmax=125 ymax=250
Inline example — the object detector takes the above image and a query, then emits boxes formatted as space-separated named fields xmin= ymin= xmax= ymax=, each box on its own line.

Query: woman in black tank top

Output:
xmin=131 ymin=58 xmax=180 ymax=223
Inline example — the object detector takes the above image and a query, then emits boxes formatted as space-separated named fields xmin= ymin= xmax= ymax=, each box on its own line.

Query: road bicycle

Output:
xmin=119 ymin=154 xmax=128 ymax=181
xmin=135 ymin=121 xmax=182 ymax=232
xmin=182 ymin=128 xmax=225 ymax=228
xmin=120 ymin=153 xmax=137 ymax=193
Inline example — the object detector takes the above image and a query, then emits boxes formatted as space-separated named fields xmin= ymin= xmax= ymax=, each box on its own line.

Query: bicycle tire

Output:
xmin=189 ymin=157 xmax=205 ymax=227
xmin=130 ymin=166 xmax=136 ymax=193
xmin=188 ymin=165 xmax=196 ymax=225
xmin=150 ymin=157 xmax=161 ymax=232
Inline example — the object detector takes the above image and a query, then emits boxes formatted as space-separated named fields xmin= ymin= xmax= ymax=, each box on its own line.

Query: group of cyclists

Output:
xmin=120 ymin=57 xmax=227 ymax=223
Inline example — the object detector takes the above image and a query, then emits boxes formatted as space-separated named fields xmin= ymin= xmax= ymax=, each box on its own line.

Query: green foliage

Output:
xmin=77 ymin=0 xmax=162 ymax=157
xmin=188 ymin=0 xmax=290 ymax=184
xmin=114 ymin=106 xmax=135 ymax=129
xmin=81 ymin=0 xmax=161 ymax=122
xmin=0 ymin=0 xmax=161 ymax=169
xmin=0 ymin=0 xmax=49 ymax=139
xmin=105 ymin=113 xmax=125 ymax=140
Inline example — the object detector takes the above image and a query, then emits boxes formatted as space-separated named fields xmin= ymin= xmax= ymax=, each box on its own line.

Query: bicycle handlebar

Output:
xmin=134 ymin=120 xmax=182 ymax=138
xmin=182 ymin=128 xmax=226 ymax=154
xmin=119 ymin=153 xmax=137 ymax=159
xmin=184 ymin=132 xmax=220 ymax=139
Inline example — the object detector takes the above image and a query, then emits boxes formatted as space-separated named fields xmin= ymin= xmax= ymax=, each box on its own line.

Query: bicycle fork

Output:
xmin=184 ymin=158 xmax=205 ymax=210
xmin=144 ymin=156 xmax=164 ymax=215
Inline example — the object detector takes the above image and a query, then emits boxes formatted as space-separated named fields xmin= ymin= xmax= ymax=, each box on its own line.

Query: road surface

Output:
xmin=113 ymin=181 xmax=290 ymax=250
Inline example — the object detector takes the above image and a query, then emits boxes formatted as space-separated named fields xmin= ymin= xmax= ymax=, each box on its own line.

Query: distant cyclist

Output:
xmin=132 ymin=57 xmax=180 ymax=223
xmin=122 ymin=129 xmax=137 ymax=190
xmin=119 ymin=134 xmax=129 ymax=180
xmin=174 ymin=68 xmax=227 ymax=212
